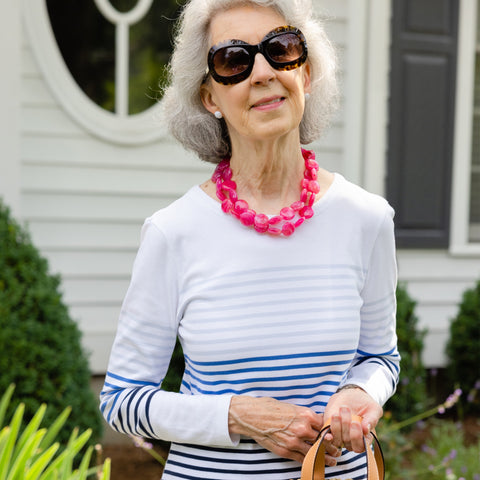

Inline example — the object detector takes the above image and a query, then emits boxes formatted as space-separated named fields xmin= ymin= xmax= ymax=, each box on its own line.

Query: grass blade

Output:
xmin=0 ymin=403 xmax=24 ymax=480
xmin=37 ymin=407 xmax=70 ymax=454
xmin=6 ymin=429 xmax=46 ymax=480
xmin=12 ymin=404 xmax=46 ymax=466
xmin=0 ymin=385 xmax=15 ymax=428
xmin=25 ymin=443 xmax=60 ymax=480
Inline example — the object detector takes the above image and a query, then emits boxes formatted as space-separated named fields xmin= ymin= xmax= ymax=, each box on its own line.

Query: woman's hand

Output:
xmin=322 ymin=386 xmax=383 ymax=454
xmin=228 ymin=396 xmax=340 ymax=464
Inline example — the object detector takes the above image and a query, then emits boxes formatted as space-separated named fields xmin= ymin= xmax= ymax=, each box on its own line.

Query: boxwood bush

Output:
xmin=384 ymin=284 xmax=429 ymax=421
xmin=446 ymin=279 xmax=480 ymax=414
xmin=0 ymin=200 xmax=102 ymax=446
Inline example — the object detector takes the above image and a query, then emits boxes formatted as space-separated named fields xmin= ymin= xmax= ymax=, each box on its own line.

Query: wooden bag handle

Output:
xmin=300 ymin=416 xmax=385 ymax=480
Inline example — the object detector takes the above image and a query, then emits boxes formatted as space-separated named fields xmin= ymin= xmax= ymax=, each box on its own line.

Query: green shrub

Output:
xmin=384 ymin=284 xmax=429 ymax=421
xmin=446 ymin=279 xmax=480 ymax=414
xmin=0 ymin=384 xmax=110 ymax=480
xmin=0 ymin=200 xmax=102 ymax=446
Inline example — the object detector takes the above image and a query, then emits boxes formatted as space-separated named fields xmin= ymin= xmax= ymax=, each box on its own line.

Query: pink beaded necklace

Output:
xmin=212 ymin=148 xmax=320 ymax=237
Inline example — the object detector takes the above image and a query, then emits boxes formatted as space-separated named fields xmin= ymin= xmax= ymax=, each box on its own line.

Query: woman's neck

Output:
xmin=229 ymin=137 xmax=305 ymax=214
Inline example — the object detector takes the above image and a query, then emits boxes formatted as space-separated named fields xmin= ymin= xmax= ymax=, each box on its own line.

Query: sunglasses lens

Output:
xmin=266 ymin=33 xmax=304 ymax=64
xmin=212 ymin=46 xmax=251 ymax=78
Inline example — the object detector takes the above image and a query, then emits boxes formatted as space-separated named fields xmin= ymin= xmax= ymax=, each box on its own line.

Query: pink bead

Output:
xmin=221 ymin=199 xmax=233 ymax=213
xmin=267 ymin=225 xmax=282 ymax=235
xmin=217 ymin=160 xmax=229 ymax=171
xmin=308 ymin=180 xmax=320 ymax=194
xmin=216 ymin=187 xmax=226 ymax=201
xmin=229 ymin=190 xmax=238 ymax=203
xmin=306 ymin=159 xmax=318 ymax=171
xmin=282 ymin=222 xmax=295 ymax=236
xmin=280 ymin=207 xmax=295 ymax=220
xmin=300 ymin=188 xmax=308 ymax=203
xmin=212 ymin=171 xmax=221 ymax=182
xmin=295 ymin=218 xmax=305 ymax=228
xmin=223 ymin=167 xmax=233 ymax=181
xmin=233 ymin=199 xmax=248 ymax=215
xmin=240 ymin=209 xmax=256 ymax=226
xmin=301 ymin=179 xmax=309 ymax=189
xmin=300 ymin=206 xmax=314 ymax=219
xmin=310 ymin=169 xmax=318 ymax=181
xmin=223 ymin=180 xmax=237 ymax=191
xmin=268 ymin=215 xmax=282 ymax=225
xmin=308 ymin=193 xmax=315 ymax=207
xmin=291 ymin=201 xmax=304 ymax=211
xmin=254 ymin=214 xmax=269 ymax=233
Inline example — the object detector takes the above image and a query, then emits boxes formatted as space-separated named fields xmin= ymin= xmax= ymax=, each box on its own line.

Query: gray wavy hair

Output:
xmin=162 ymin=0 xmax=338 ymax=164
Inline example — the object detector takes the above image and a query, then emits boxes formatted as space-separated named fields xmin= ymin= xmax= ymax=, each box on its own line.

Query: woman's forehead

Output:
xmin=208 ymin=4 xmax=286 ymax=46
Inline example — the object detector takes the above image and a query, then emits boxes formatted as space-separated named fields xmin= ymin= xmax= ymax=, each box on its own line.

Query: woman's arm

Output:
xmin=99 ymin=220 xmax=235 ymax=446
xmin=323 ymin=206 xmax=400 ymax=452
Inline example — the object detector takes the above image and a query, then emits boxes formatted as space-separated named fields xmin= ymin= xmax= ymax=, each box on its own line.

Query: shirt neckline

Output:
xmin=192 ymin=172 xmax=342 ymax=217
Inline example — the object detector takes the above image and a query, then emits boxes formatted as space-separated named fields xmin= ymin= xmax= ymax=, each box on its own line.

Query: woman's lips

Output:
xmin=251 ymin=97 xmax=285 ymax=111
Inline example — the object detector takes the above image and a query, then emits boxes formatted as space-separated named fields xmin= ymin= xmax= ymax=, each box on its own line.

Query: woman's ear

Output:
xmin=303 ymin=62 xmax=312 ymax=95
xmin=200 ymin=83 xmax=219 ymax=115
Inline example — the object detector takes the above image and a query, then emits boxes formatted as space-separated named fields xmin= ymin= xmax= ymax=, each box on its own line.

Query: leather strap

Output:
xmin=300 ymin=416 xmax=385 ymax=480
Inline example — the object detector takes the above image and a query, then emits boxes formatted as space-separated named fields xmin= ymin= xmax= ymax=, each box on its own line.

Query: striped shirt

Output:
xmin=100 ymin=173 xmax=399 ymax=479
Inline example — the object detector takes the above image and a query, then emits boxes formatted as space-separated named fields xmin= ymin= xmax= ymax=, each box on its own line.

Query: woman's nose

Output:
xmin=250 ymin=53 xmax=276 ymax=85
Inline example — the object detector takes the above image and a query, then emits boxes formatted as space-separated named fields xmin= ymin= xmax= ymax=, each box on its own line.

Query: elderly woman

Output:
xmin=100 ymin=0 xmax=399 ymax=478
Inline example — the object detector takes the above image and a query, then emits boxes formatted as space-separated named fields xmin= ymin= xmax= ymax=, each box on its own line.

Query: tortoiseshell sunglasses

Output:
xmin=205 ymin=26 xmax=308 ymax=85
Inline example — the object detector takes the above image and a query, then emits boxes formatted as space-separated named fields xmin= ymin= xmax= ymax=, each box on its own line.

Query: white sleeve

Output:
xmin=340 ymin=207 xmax=400 ymax=406
xmin=99 ymin=220 xmax=237 ymax=447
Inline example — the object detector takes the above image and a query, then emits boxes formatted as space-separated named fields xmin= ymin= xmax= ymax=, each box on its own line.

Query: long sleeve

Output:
xmin=339 ymin=206 xmax=400 ymax=406
xmin=99 ymin=219 xmax=236 ymax=447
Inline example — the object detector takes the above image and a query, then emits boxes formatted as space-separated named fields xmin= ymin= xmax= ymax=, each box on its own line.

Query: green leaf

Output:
xmin=74 ymin=445 xmax=93 ymax=480
xmin=6 ymin=429 xmax=46 ymax=480
xmin=98 ymin=458 xmax=110 ymax=480
xmin=38 ymin=429 xmax=91 ymax=480
xmin=25 ymin=443 xmax=60 ymax=480
xmin=0 ymin=403 xmax=24 ymax=480
xmin=11 ymin=404 xmax=46 ymax=467
xmin=0 ymin=385 xmax=15 ymax=428
xmin=37 ymin=407 xmax=70 ymax=455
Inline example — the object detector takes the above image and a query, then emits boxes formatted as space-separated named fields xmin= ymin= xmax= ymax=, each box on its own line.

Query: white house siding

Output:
xmin=397 ymin=251 xmax=480 ymax=367
xmin=14 ymin=0 xmax=479 ymax=376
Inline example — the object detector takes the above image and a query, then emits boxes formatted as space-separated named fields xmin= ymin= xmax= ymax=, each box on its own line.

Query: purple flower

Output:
xmin=448 ymin=449 xmax=457 ymax=460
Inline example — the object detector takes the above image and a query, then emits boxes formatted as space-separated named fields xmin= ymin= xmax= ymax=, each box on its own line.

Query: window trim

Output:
xmin=23 ymin=0 xmax=167 ymax=145
xmin=450 ymin=0 xmax=480 ymax=255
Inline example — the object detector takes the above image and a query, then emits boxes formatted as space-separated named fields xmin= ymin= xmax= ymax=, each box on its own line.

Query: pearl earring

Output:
xmin=305 ymin=93 xmax=311 ymax=101
xmin=214 ymin=111 xmax=223 ymax=119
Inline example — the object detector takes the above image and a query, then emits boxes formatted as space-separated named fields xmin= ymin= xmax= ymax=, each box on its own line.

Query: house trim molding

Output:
xmin=450 ymin=0 xmax=480 ymax=255
xmin=22 ymin=0 xmax=167 ymax=146
xmin=359 ymin=0 xmax=392 ymax=197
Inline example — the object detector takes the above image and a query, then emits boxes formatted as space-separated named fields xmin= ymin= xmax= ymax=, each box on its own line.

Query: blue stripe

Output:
xmin=107 ymin=370 xmax=160 ymax=387
xmin=184 ymin=350 xmax=356 ymax=367
xmin=184 ymin=368 xmax=345 ymax=386
xmin=166 ymin=459 xmax=300 ymax=476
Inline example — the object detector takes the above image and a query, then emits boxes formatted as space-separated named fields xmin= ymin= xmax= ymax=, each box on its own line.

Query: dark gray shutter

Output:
xmin=387 ymin=0 xmax=459 ymax=248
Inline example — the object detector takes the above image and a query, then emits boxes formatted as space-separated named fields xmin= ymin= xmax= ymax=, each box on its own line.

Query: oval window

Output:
xmin=23 ymin=0 xmax=183 ymax=144
xmin=46 ymin=0 xmax=182 ymax=115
